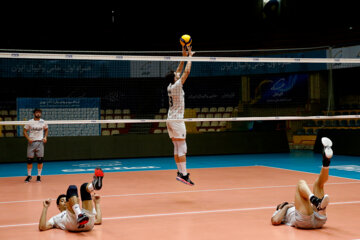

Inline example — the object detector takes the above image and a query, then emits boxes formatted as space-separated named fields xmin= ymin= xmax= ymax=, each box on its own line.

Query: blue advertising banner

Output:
xmin=0 ymin=59 xmax=130 ymax=78
xmin=190 ymin=50 xmax=327 ymax=77
xmin=17 ymin=98 xmax=101 ymax=136
xmin=0 ymin=49 xmax=327 ymax=79
xmin=328 ymin=45 xmax=360 ymax=69
xmin=130 ymin=50 xmax=327 ymax=78
xmin=250 ymin=74 xmax=309 ymax=105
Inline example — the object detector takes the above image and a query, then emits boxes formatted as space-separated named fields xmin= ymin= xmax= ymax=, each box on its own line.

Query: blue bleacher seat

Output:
xmin=349 ymin=120 xmax=356 ymax=127
xmin=316 ymin=120 xmax=324 ymax=127
xmin=304 ymin=120 xmax=315 ymax=127
xmin=324 ymin=120 xmax=332 ymax=127
xmin=306 ymin=128 xmax=314 ymax=135
xmin=351 ymin=103 xmax=360 ymax=109
xmin=340 ymin=120 xmax=348 ymax=127
xmin=295 ymin=129 xmax=306 ymax=135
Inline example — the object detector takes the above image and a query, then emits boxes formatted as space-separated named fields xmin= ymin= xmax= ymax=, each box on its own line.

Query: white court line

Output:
xmin=258 ymin=165 xmax=360 ymax=182
xmin=1 ymin=200 xmax=360 ymax=229
xmin=1 ymin=181 xmax=360 ymax=205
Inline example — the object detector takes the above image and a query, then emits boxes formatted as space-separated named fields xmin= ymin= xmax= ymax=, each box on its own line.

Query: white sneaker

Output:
xmin=321 ymin=137 xmax=333 ymax=159
xmin=319 ymin=194 xmax=330 ymax=211
xmin=321 ymin=137 xmax=332 ymax=148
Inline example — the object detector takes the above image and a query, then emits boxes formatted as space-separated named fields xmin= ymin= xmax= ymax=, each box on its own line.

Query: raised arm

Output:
xmin=180 ymin=45 xmax=195 ymax=85
xmin=93 ymin=194 xmax=102 ymax=225
xmin=39 ymin=199 xmax=54 ymax=231
xmin=175 ymin=47 xmax=187 ymax=75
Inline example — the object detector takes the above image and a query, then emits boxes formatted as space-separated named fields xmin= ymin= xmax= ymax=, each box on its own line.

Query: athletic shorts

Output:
xmin=166 ymin=121 xmax=186 ymax=139
xmin=49 ymin=208 xmax=96 ymax=232
xmin=27 ymin=141 xmax=44 ymax=158
xmin=293 ymin=209 xmax=327 ymax=229
xmin=65 ymin=209 xmax=96 ymax=232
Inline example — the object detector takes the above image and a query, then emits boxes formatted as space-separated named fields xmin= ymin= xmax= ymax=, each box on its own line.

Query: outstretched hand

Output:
xmin=182 ymin=46 xmax=187 ymax=56
xmin=187 ymin=45 xmax=195 ymax=57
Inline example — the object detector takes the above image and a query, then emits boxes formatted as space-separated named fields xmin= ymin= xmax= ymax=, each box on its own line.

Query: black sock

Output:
xmin=310 ymin=195 xmax=320 ymax=206
xmin=322 ymin=149 xmax=331 ymax=167
xmin=322 ymin=156 xmax=330 ymax=167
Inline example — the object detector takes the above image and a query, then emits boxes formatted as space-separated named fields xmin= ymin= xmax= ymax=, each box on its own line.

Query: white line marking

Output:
xmin=1 ymin=200 xmax=360 ymax=228
xmin=258 ymin=165 xmax=360 ymax=181
xmin=0 ymin=181 xmax=359 ymax=204
xmin=100 ymin=181 xmax=360 ymax=198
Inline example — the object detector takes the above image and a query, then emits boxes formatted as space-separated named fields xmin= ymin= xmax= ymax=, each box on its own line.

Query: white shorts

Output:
xmin=166 ymin=121 xmax=186 ymax=139
xmin=274 ymin=206 xmax=327 ymax=229
xmin=66 ymin=209 xmax=96 ymax=232
xmin=293 ymin=209 xmax=327 ymax=229
xmin=49 ymin=209 xmax=96 ymax=232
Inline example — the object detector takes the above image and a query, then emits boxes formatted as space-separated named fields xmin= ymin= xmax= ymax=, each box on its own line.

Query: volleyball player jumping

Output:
xmin=165 ymin=45 xmax=195 ymax=186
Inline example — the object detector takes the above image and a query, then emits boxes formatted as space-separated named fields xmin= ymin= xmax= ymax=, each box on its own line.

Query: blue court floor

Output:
xmin=1 ymin=150 xmax=360 ymax=180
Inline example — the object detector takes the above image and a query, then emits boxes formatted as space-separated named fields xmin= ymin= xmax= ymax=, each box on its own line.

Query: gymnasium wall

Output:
xmin=0 ymin=130 xmax=289 ymax=163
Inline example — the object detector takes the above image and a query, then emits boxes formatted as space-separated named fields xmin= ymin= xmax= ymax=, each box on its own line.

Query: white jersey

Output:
xmin=48 ymin=209 xmax=96 ymax=232
xmin=283 ymin=206 xmax=296 ymax=226
xmin=272 ymin=206 xmax=296 ymax=226
xmin=24 ymin=119 xmax=48 ymax=141
xmin=167 ymin=80 xmax=185 ymax=119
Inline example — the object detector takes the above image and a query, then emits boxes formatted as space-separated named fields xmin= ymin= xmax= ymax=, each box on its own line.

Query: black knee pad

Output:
xmin=37 ymin=157 xmax=44 ymax=164
xmin=27 ymin=158 xmax=34 ymax=164
xmin=80 ymin=183 xmax=92 ymax=201
xmin=66 ymin=185 xmax=78 ymax=201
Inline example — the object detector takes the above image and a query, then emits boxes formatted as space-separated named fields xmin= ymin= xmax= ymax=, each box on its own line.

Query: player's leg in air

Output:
xmin=39 ymin=167 xmax=104 ymax=232
xmin=293 ymin=137 xmax=332 ymax=228
xmin=312 ymin=137 xmax=332 ymax=215
xmin=78 ymin=167 xmax=104 ymax=228
xmin=67 ymin=167 xmax=104 ymax=225
xmin=271 ymin=137 xmax=332 ymax=228
xmin=173 ymin=135 xmax=194 ymax=186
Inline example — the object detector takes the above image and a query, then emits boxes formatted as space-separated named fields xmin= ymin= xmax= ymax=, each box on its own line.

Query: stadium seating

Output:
xmin=293 ymin=106 xmax=360 ymax=147
xmin=105 ymin=109 xmax=113 ymax=115
xmin=0 ymin=110 xmax=17 ymax=137
xmin=153 ymin=129 xmax=162 ymax=134
xmin=0 ymin=106 xmax=232 ymax=137
xmin=114 ymin=109 xmax=122 ymax=115
xmin=123 ymin=109 xmax=131 ymax=115
xmin=217 ymin=107 xmax=225 ymax=112
xmin=209 ymin=107 xmax=217 ymax=113
xmin=101 ymin=130 xmax=111 ymax=136
xmin=159 ymin=108 xmax=167 ymax=114
xmin=201 ymin=107 xmax=209 ymax=113
xmin=111 ymin=129 xmax=120 ymax=135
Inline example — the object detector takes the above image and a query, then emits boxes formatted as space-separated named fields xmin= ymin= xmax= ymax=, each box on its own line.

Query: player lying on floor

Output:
xmin=39 ymin=168 xmax=104 ymax=232
xmin=271 ymin=137 xmax=333 ymax=229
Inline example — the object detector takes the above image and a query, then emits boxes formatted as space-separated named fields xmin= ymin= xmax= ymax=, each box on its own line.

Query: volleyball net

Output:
xmin=0 ymin=46 xmax=360 ymax=146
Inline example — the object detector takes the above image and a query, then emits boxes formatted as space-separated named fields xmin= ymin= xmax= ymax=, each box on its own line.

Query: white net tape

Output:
xmin=1 ymin=52 xmax=360 ymax=64
xmin=1 ymin=115 xmax=359 ymax=126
